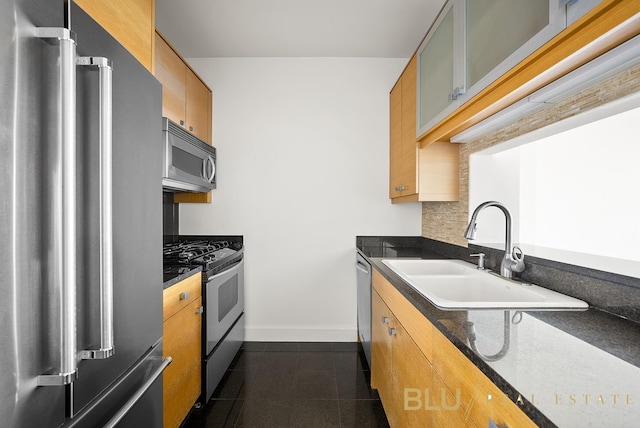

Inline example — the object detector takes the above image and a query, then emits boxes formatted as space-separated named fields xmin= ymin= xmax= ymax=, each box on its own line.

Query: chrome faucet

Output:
xmin=464 ymin=201 xmax=525 ymax=279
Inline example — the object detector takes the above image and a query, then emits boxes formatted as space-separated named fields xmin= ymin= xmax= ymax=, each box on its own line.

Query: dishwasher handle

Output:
xmin=356 ymin=260 xmax=370 ymax=274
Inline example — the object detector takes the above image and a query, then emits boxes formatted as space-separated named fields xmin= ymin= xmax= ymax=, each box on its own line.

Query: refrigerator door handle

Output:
xmin=77 ymin=57 xmax=115 ymax=360
xmin=103 ymin=356 xmax=172 ymax=428
xmin=36 ymin=27 xmax=79 ymax=386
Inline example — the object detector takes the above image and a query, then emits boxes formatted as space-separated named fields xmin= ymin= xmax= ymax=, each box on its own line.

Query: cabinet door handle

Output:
xmin=179 ymin=292 xmax=189 ymax=301
xmin=195 ymin=306 xmax=204 ymax=314
xmin=388 ymin=327 xmax=397 ymax=336
xmin=381 ymin=316 xmax=389 ymax=324
xmin=189 ymin=125 xmax=195 ymax=131
xmin=180 ymin=119 xmax=185 ymax=126
xmin=449 ymin=86 xmax=466 ymax=101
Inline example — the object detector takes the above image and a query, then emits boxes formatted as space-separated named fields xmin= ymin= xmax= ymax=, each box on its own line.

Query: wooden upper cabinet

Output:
xmin=420 ymin=0 xmax=640 ymax=146
xmin=154 ymin=30 xmax=212 ymax=144
xmin=390 ymin=55 xmax=459 ymax=204
xmin=155 ymin=32 xmax=187 ymax=127
xmin=186 ymin=71 xmax=212 ymax=143
xmin=389 ymin=56 xmax=417 ymax=200
xmin=74 ymin=0 xmax=155 ymax=72
xmin=389 ymin=79 xmax=403 ymax=199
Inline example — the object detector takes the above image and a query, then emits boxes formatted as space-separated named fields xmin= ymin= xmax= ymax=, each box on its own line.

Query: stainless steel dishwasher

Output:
xmin=356 ymin=253 xmax=372 ymax=368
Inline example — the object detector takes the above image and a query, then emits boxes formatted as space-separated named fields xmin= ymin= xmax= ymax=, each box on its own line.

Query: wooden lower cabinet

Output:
xmin=163 ymin=273 xmax=203 ymax=428
xmin=371 ymin=269 xmax=536 ymax=428
xmin=371 ymin=289 xmax=433 ymax=427
xmin=432 ymin=328 xmax=537 ymax=428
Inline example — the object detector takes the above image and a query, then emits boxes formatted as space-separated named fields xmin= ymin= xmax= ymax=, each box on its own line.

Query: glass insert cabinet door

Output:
xmin=417 ymin=1 xmax=458 ymax=135
xmin=417 ymin=0 xmax=565 ymax=138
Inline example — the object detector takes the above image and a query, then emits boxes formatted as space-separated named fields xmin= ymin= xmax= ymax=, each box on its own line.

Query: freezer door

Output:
xmin=71 ymin=3 xmax=164 ymax=420
xmin=0 ymin=0 xmax=68 ymax=427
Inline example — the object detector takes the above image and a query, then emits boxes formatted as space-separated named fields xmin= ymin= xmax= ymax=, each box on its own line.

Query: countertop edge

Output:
xmin=163 ymin=266 xmax=202 ymax=289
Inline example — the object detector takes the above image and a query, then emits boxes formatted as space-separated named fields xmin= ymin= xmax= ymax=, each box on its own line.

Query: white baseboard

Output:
xmin=244 ymin=325 xmax=358 ymax=342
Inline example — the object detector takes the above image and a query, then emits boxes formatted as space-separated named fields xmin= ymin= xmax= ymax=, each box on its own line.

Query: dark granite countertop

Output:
xmin=357 ymin=239 xmax=640 ymax=427
xmin=162 ymin=266 xmax=202 ymax=290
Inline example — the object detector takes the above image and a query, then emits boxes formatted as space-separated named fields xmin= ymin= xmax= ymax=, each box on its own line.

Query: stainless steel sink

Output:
xmin=381 ymin=258 xmax=588 ymax=310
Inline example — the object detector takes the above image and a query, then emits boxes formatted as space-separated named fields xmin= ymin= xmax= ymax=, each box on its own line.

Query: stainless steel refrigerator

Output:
xmin=0 ymin=1 xmax=167 ymax=426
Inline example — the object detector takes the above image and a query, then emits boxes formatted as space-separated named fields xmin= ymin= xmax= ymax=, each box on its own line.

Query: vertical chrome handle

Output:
xmin=77 ymin=56 xmax=115 ymax=360
xmin=388 ymin=327 xmax=397 ymax=336
xmin=203 ymin=155 xmax=216 ymax=183
xmin=381 ymin=316 xmax=389 ymax=324
xmin=180 ymin=292 xmax=190 ymax=301
xmin=36 ymin=27 xmax=79 ymax=386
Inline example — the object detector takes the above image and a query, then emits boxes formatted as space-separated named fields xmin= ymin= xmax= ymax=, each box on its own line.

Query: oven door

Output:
xmin=205 ymin=259 xmax=244 ymax=355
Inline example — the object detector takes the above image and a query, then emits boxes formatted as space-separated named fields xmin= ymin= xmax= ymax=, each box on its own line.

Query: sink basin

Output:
xmin=381 ymin=258 xmax=588 ymax=310
xmin=381 ymin=259 xmax=476 ymax=276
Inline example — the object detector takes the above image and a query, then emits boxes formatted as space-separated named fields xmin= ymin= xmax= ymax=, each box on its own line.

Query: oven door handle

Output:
xmin=209 ymin=258 xmax=244 ymax=280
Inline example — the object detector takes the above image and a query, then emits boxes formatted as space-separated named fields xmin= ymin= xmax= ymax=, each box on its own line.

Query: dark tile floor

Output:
xmin=182 ymin=342 xmax=390 ymax=428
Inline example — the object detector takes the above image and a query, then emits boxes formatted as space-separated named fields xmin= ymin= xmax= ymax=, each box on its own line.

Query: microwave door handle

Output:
xmin=203 ymin=155 xmax=216 ymax=183
xmin=77 ymin=56 xmax=115 ymax=360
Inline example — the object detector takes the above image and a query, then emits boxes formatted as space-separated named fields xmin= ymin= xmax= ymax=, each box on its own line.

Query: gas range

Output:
xmin=163 ymin=238 xmax=243 ymax=281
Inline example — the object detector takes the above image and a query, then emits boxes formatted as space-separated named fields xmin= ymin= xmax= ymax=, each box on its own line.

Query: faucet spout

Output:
xmin=464 ymin=201 xmax=525 ymax=279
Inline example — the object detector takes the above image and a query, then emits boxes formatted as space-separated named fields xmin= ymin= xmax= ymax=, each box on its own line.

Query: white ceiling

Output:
xmin=155 ymin=0 xmax=445 ymax=58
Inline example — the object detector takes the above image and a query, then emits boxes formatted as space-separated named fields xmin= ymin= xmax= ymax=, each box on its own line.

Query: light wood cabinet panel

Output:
xmin=400 ymin=55 xmax=418 ymax=196
xmin=186 ymin=71 xmax=212 ymax=143
xmin=162 ymin=273 xmax=201 ymax=321
xmin=432 ymin=326 xmax=537 ymax=428
xmin=431 ymin=369 xmax=468 ymax=427
xmin=389 ymin=56 xmax=417 ymax=200
xmin=163 ymin=274 xmax=203 ymax=428
xmin=74 ymin=0 xmax=155 ymax=72
xmin=372 ymin=270 xmax=433 ymax=362
xmin=154 ymin=30 xmax=212 ymax=144
xmin=163 ymin=296 xmax=202 ymax=428
xmin=155 ymin=32 xmax=187 ymax=127
xmin=371 ymin=291 xmax=396 ymax=426
xmin=390 ymin=55 xmax=459 ymax=203
xmin=389 ymin=80 xmax=403 ymax=199
xmin=392 ymin=312 xmax=433 ymax=428
xmin=372 ymin=286 xmax=433 ymax=427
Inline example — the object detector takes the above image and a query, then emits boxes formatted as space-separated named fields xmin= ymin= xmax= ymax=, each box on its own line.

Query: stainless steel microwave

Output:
xmin=162 ymin=117 xmax=216 ymax=193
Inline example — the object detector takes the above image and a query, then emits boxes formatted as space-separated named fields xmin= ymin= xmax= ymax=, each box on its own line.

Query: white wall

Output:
xmin=180 ymin=58 xmax=422 ymax=341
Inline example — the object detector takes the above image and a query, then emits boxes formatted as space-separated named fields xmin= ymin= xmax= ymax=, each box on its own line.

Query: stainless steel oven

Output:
xmin=202 ymin=258 xmax=244 ymax=402
xmin=205 ymin=259 xmax=244 ymax=354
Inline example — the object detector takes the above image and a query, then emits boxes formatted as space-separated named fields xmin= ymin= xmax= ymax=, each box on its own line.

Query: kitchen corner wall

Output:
xmin=180 ymin=57 xmax=422 ymax=341
xmin=422 ymin=61 xmax=640 ymax=247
